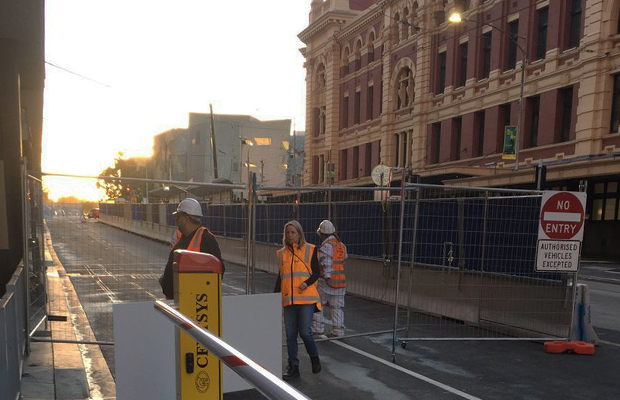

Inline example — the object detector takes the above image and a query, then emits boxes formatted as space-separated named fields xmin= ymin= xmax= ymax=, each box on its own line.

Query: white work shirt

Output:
xmin=318 ymin=235 xmax=347 ymax=296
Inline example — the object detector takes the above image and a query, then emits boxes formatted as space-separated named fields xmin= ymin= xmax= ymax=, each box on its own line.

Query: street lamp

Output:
xmin=450 ymin=11 xmax=527 ymax=171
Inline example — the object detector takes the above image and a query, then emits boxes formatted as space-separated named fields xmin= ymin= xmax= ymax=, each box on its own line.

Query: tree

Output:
xmin=97 ymin=152 xmax=149 ymax=201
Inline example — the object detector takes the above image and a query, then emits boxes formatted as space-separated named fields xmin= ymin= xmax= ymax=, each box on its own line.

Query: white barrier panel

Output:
xmin=113 ymin=293 xmax=281 ymax=399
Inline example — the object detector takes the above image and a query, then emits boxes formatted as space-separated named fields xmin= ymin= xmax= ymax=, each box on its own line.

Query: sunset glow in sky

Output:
xmin=42 ymin=0 xmax=310 ymax=201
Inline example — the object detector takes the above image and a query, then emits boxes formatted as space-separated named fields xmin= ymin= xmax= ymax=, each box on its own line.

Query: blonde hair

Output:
xmin=282 ymin=220 xmax=306 ymax=247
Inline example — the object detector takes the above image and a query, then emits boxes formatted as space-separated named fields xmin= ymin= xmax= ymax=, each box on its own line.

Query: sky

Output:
xmin=42 ymin=0 xmax=311 ymax=201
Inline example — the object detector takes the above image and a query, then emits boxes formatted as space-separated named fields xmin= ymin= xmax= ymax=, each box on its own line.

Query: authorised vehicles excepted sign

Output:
xmin=536 ymin=191 xmax=587 ymax=273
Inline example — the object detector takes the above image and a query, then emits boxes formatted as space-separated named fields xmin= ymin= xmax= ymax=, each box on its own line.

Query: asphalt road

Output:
xmin=47 ymin=216 xmax=620 ymax=400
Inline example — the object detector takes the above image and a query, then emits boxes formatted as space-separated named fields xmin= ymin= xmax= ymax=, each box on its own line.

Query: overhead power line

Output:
xmin=45 ymin=61 xmax=112 ymax=88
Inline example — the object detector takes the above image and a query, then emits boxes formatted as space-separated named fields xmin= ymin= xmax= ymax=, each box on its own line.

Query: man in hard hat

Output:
xmin=312 ymin=220 xmax=347 ymax=338
xmin=159 ymin=198 xmax=224 ymax=299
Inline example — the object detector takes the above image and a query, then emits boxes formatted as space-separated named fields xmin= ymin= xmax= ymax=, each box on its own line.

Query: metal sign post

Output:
xmin=173 ymin=250 xmax=224 ymax=399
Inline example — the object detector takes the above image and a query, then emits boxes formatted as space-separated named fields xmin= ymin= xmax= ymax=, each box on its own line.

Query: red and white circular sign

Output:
xmin=539 ymin=192 xmax=585 ymax=240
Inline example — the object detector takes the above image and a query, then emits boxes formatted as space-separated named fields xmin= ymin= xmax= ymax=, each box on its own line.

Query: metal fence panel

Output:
xmin=34 ymin=174 xmax=574 ymax=356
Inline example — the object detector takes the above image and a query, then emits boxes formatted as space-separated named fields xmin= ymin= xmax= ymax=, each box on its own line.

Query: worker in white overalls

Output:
xmin=312 ymin=220 xmax=347 ymax=338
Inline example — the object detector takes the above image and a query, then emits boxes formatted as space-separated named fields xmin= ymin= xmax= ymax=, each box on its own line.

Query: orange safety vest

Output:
xmin=174 ymin=227 xmax=207 ymax=251
xmin=324 ymin=238 xmax=346 ymax=289
xmin=277 ymin=243 xmax=321 ymax=310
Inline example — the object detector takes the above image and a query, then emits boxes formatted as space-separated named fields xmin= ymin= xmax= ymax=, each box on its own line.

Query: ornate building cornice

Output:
xmin=298 ymin=10 xmax=357 ymax=44
xmin=334 ymin=6 xmax=384 ymax=42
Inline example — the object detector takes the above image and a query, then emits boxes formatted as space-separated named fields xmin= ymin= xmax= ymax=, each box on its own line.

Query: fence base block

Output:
xmin=544 ymin=341 xmax=595 ymax=355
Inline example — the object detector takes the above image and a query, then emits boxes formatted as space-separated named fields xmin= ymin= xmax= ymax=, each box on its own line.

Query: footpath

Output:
xmin=20 ymin=231 xmax=116 ymax=400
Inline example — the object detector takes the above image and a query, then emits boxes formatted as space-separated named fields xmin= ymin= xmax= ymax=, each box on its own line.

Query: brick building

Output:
xmin=299 ymin=0 xmax=620 ymax=258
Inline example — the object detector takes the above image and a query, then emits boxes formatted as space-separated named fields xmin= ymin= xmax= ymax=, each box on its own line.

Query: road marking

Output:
xmin=599 ymin=340 xmax=620 ymax=349
xmin=333 ymin=341 xmax=483 ymax=400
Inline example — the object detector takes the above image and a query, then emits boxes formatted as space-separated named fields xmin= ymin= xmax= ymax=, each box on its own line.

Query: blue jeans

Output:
xmin=283 ymin=304 xmax=318 ymax=366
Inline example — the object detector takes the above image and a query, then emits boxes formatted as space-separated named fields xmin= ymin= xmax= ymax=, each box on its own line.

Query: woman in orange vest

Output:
xmin=274 ymin=220 xmax=322 ymax=380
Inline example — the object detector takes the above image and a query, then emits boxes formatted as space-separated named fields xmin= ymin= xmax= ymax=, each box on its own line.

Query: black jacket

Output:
xmin=159 ymin=227 xmax=224 ymax=299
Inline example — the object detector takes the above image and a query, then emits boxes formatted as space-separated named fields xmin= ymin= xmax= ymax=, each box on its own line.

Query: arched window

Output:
xmin=394 ymin=12 xmax=401 ymax=42
xmin=342 ymin=47 xmax=350 ymax=76
xmin=403 ymin=8 xmax=409 ymax=39
xmin=354 ymin=39 xmax=362 ymax=71
xmin=368 ymin=31 xmax=375 ymax=63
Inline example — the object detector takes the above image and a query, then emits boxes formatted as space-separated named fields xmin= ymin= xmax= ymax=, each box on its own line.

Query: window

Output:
xmin=568 ymin=0 xmax=582 ymax=49
xmin=368 ymin=32 xmax=375 ymax=63
xmin=481 ymin=31 xmax=492 ymax=79
xmin=453 ymin=117 xmax=462 ymax=161
xmin=354 ymin=40 xmax=362 ymax=71
xmin=342 ymin=95 xmax=349 ymax=129
xmin=394 ymin=13 xmax=401 ymax=42
xmin=282 ymin=141 xmax=289 ymax=150
xmin=354 ymin=90 xmax=361 ymax=125
xmin=395 ymin=131 xmax=410 ymax=167
xmin=352 ymin=147 xmax=359 ymax=178
xmin=365 ymin=144 xmax=372 ymax=176
xmin=339 ymin=150 xmax=348 ymax=180
xmin=438 ymin=51 xmax=447 ymax=93
xmin=458 ymin=42 xmax=468 ymax=87
xmin=342 ymin=48 xmax=350 ymax=76
xmin=475 ymin=111 xmax=485 ymax=157
xmin=367 ymin=85 xmax=374 ymax=121
xmin=320 ymin=106 xmax=326 ymax=135
xmin=560 ymin=87 xmax=573 ymax=142
xmin=431 ymin=123 xmax=441 ymax=164
xmin=591 ymin=181 xmax=620 ymax=221
xmin=536 ymin=7 xmax=548 ymax=60
xmin=528 ymin=96 xmax=541 ymax=148
xmin=318 ymin=154 xmax=325 ymax=183
xmin=506 ymin=20 xmax=519 ymax=70
xmin=254 ymin=138 xmax=272 ymax=145
xmin=610 ymin=74 xmax=620 ymax=133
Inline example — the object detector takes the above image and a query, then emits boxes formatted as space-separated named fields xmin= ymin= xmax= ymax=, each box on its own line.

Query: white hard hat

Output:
xmin=173 ymin=198 xmax=203 ymax=218
xmin=317 ymin=220 xmax=335 ymax=235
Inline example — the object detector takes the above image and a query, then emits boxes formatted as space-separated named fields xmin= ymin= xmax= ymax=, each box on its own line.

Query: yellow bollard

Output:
xmin=173 ymin=249 xmax=223 ymax=400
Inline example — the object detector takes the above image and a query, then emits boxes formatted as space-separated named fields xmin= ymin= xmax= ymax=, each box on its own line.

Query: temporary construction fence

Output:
xmin=25 ymin=173 xmax=577 ymax=357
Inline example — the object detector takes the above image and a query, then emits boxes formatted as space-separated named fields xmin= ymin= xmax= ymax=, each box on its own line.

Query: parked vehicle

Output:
xmin=87 ymin=208 xmax=100 ymax=219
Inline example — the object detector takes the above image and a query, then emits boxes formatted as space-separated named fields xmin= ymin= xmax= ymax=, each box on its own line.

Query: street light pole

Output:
xmin=449 ymin=12 xmax=527 ymax=171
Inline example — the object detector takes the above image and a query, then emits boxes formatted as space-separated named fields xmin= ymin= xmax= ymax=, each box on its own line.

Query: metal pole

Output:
xmin=246 ymin=174 xmax=253 ymax=295
xmin=209 ymin=103 xmax=219 ymax=179
xmin=154 ymin=301 xmax=312 ymax=400
xmin=404 ymin=183 xmax=420 ymax=340
xmin=21 ymin=157 xmax=31 ymax=354
xmin=391 ymin=173 xmax=407 ymax=362
xmin=251 ymin=173 xmax=257 ymax=294
xmin=480 ymin=191 xmax=489 ymax=272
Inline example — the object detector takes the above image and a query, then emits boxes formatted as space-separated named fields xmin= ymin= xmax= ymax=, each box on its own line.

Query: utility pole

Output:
xmin=209 ymin=103 xmax=219 ymax=179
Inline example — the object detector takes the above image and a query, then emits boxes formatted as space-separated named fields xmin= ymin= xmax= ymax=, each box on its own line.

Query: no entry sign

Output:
xmin=538 ymin=191 xmax=586 ymax=241
xmin=536 ymin=191 xmax=587 ymax=273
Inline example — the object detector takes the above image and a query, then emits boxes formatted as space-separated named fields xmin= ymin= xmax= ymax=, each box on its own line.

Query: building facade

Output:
xmin=299 ymin=0 xmax=620 ymax=258
xmin=151 ymin=113 xmax=293 ymax=201
xmin=0 ymin=0 xmax=45 ymax=295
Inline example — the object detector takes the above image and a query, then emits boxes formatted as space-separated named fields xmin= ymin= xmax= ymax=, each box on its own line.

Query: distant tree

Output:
xmin=97 ymin=152 xmax=149 ymax=202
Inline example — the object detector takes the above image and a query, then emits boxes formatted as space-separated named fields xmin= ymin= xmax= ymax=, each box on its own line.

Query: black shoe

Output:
xmin=283 ymin=363 xmax=300 ymax=380
xmin=310 ymin=355 xmax=321 ymax=374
